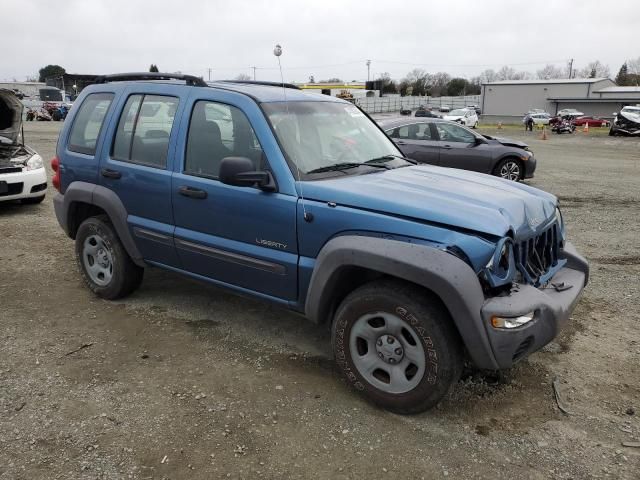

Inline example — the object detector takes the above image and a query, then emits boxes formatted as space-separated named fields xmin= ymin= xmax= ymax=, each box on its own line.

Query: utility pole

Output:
xmin=366 ymin=60 xmax=371 ymax=82
xmin=252 ymin=66 xmax=257 ymax=80
xmin=568 ymin=58 xmax=574 ymax=79
xmin=207 ymin=68 xmax=212 ymax=81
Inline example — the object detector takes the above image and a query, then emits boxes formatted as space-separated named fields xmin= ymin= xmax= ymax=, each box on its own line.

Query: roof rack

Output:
xmin=94 ymin=72 xmax=207 ymax=87
xmin=218 ymin=80 xmax=300 ymax=90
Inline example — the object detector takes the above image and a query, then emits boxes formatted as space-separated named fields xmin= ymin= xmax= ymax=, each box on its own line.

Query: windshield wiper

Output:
xmin=306 ymin=162 xmax=388 ymax=174
xmin=364 ymin=154 xmax=417 ymax=166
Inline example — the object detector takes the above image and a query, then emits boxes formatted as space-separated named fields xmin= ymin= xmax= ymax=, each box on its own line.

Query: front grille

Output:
xmin=0 ymin=166 xmax=22 ymax=174
xmin=515 ymin=222 xmax=562 ymax=286
xmin=0 ymin=182 xmax=24 ymax=197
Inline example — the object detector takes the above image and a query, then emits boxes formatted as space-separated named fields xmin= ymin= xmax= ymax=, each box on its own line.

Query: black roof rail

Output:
xmin=94 ymin=72 xmax=207 ymax=87
xmin=218 ymin=80 xmax=300 ymax=90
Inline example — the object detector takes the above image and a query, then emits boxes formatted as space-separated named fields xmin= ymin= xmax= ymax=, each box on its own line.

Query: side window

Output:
xmin=185 ymin=101 xmax=263 ymax=178
xmin=436 ymin=123 xmax=476 ymax=143
xmin=396 ymin=126 xmax=410 ymax=139
xmin=112 ymin=94 xmax=178 ymax=168
xmin=416 ymin=123 xmax=432 ymax=140
xmin=68 ymin=93 xmax=114 ymax=155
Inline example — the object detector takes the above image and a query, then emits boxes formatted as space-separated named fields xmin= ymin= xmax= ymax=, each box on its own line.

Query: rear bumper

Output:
xmin=479 ymin=242 xmax=588 ymax=369
xmin=53 ymin=193 xmax=69 ymax=235
xmin=0 ymin=167 xmax=47 ymax=202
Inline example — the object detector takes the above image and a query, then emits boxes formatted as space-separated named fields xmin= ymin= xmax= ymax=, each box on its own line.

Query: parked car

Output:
xmin=572 ymin=116 xmax=609 ymax=127
xmin=466 ymin=104 xmax=482 ymax=115
xmin=527 ymin=113 xmax=551 ymax=125
xmin=52 ymin=73 xmax=588 ymax=414
xmin=557 ymin=108 xmax=584 ymax=118
xmin=379 ymin=117 xmax=535 ymax=181
xmin=442 ymin=108 xmax=479 ymax=128
xmin=0 ymin=89 xmax=48 ymax=204
xmin=609 ymin=106 xmax=640 ymax=136
xmin=438 ymin=105 xmax=451 ymax=113
xmin=414 ymin=106 xmax=440 ymax=118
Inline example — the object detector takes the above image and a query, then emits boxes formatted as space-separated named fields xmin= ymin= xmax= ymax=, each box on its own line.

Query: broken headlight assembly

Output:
xmin=26 ymin=154 xmax=44 ymax=171
xmin=482 ymin=237 xmax=516 ymax=288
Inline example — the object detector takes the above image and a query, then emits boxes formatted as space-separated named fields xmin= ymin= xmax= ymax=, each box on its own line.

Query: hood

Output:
xmin=620 ymin=109 xmax=640 ymax=126
xmin=483 ymin=135 xmax=528 ymax=150
xmin=443 ymin=115 xmax=463 ymax=121
xmin=301 ymin=165 xmax=557 ymax=239
xmin=0 ymin=89 xmax=24 ymax=145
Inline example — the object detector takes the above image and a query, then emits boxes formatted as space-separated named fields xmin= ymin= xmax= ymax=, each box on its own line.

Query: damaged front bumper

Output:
xmin=480 ymin=242 xmax=589 ymax=369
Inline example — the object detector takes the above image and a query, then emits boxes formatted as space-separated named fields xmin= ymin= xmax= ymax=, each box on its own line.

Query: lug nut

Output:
xmin=394 ymin=348 xmax=402 ymax=355
xmin=387 ymin=337 xmax=394 ymax=344
xmin=388 ymin=358 xmax=396 ymax=364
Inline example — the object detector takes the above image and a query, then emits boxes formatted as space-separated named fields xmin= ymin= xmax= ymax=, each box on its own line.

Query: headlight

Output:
xmin=491 ymin=312 xmax=535 ymax=329
xmin=483 ymin=237 xmax=516 ymax=288
xmin=26 ymin=154 xmax=44 ymax=171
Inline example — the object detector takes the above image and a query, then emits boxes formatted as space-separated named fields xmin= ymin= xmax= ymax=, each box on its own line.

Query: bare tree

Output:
xmin=627 ymin=56 xmax=640 ymax=76
xmin=576 ymin=60 xmax=610 ymax=78
xmin=536 ymin=64 xmax=565 ymax=80
xmin=234 ymin=73 xmax=252 ymax=81
xmin=403 ymin=69 xmax=432 ymax=96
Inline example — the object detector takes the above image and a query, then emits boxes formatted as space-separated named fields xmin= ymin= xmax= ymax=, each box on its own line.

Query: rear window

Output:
xmin=111 ymin=94 xmax=178 ymax=169
xmin=68 ymin=93 xmax=114 ymax=155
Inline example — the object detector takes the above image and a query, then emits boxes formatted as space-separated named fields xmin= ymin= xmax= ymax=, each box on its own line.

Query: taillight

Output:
xmin=51 ymin=156 xmax=60 ymax=192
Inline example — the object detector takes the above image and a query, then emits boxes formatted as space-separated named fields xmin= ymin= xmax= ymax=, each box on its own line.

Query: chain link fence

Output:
xmin=354 ymin=95 xmax=481 ymax=114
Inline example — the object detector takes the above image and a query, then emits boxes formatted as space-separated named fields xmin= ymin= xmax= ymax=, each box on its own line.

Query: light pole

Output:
xmin=366 ymin=60 xmax=371 ymax=82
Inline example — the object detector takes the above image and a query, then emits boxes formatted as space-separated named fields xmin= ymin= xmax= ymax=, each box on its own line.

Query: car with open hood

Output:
xmin=0 ymin=89 xmax=47 ymax=204
xmin=378 ymin=117 xmax=535 ymax=181
xmin=609 ymin=106 xmax=640 ymax=136
xmin=52 ymin=73 xmax=587 ymax=414
xmin=443 ymin=108 xmax=478 ymax=128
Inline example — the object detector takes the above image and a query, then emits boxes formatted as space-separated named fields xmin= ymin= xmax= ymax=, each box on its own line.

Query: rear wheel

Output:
xmin=332 ymin=280 xmax=463 ymax=414
xmin=494 ymin=158 xmax=522 ymax=181
xmin=75 ymin=215 xmax=143 ymax=299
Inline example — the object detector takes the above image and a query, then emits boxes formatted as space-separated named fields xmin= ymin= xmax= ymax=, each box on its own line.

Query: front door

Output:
xmin=387 ymin=122 xmax=440 ymax=165
xmin=171 ymin=96 xmax=298 ymax=301
xmin=433 ymin=122 xmax=492 ymax=174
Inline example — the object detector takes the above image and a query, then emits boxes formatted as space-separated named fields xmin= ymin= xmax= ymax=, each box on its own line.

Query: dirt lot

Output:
xmin=1 ymin=122 xmax=639 ymax=479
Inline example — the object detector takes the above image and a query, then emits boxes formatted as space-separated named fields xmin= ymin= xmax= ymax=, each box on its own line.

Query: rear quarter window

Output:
xmin=68 ymin=93 xmax=115 ymax=155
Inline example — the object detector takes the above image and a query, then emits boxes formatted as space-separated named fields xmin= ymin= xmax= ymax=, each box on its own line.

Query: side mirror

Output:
xmin=474 ymin=136 xmax=487 ymax=146
xmin=219 ymin=157 xmax=275 ymax=191
xmin=612 ymin=112 xmax=618 ymax=116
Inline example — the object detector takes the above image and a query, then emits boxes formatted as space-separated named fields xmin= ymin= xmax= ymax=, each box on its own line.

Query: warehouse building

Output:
xmin=480 ymin=78 xmax=640 ymax=119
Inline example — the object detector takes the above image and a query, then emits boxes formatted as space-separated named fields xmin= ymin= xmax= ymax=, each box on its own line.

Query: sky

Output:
xmin=4 ymin=0 xmax=639 ymax=83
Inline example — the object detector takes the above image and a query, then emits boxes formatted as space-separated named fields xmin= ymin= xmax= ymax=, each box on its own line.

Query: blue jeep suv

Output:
xmin=52 ymin=73 xmax=588 ymax=413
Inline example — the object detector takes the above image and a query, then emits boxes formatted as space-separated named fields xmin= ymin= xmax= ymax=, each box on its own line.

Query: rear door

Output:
xmin=170 ymin=91 xmax=298 ymax=301
xmin=98 ymin=84 xmax=187 ymax=267
xmin=434 ymin=122 xmax=493 ymax=174
xmin=386 ymin=122 xmax=440 ymax=165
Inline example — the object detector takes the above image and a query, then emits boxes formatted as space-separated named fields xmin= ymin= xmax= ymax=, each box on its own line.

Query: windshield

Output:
xmin=263 ymin=101 xmax=401 ymax=179
xmin=448 ymin=109 xmax=467 ymax=116
xmin=622 ymin=107 xmax=640 ymax=114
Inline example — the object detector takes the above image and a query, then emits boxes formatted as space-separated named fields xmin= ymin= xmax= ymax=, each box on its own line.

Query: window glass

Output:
xmin=388 ymin=124 xmax=432 ymax=140
xmin=185 ymin=101 xmax=263 ymax=178
xmin=436 ymin=123 xmax=476 ymax=143
xmin=112 ymin=94 xmax=178 ymax=168
xmin=68 ymin=93 xmax=114 ymax=155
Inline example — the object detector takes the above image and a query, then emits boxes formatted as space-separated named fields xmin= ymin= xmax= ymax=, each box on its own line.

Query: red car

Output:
xmin=572 ymin=116 xmax=610 ymax=127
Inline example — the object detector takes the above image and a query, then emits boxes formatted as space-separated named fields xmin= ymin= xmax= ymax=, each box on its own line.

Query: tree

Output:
xmin=628 ymin=57 xmax=640 ymax=76
xmin=536 ymin=64 xmax=565 ymax=80
xmin=38 ymin=64 xmax=65 ymax=82
xmin=234 ymin=73 xmax=251 ymax=81
xmin=477 ymin=69 xmax=498 ymax=84
xmin=377 ymin=72 xmax=397 ymax=94
xmin=308 ymin=75 xmax=315 ymax=83
xmin=615 ymin=63 xmax=629 ymax=85
xmin=576 ymin=60 xmax=610 ymax=79
xmin=446 ymin=78 xmax=469 ymax=96
xmin=322 ymin=77 xmax=342 ymax=83
xmin=149 ymin=64 xmax=159 ymax=72
xmin=403 ymin=68 xmax=431 ymax=96
xmin=430 ymin=72 xmax=451 ymax=96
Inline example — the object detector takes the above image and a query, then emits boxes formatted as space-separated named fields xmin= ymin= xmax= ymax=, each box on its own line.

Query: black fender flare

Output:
xmin=304 ymin=235 xmax=499 ymax=370
xmin=55 ymin=182 xmax=144 ymax=266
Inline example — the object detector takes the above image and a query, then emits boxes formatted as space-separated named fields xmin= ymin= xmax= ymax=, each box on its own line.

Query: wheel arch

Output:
xmin=56 ymin=182 xmax=144 ymax=266
xmin=305 ymin=235 xmax=499 ymax=369
xmin=493 ymin=155 xmax=525 ymax=180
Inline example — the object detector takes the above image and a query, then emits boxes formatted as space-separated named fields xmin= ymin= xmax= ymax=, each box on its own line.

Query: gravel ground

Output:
xmin=1 ymin=122 xmax=639 ymax=479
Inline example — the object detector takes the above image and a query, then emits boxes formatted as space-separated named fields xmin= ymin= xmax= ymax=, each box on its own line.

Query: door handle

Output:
xmin=179 ymin=186 xmax=207 ymax=199
xmin=442 ymin=144 xmax=452 ymax=149
xmin=101 ymin=168 xmax=122 ymax=179
xmin=396 ymin=140 xmax=406 ymax=145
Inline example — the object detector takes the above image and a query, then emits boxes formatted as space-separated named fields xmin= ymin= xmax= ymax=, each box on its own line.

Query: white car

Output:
xmin=443 ymin=108 xmax=479 ymax=128
xmin=0 ymin=89 xmax=47 ymax=204
xmin=557 ymin=108 xmax=584 ymax=117
xmin=528 ymin=113 xmax=551 ymax=125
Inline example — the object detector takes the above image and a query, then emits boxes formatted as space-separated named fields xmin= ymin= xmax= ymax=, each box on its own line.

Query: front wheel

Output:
xmin=472 ymin=121 xmax=478 ymax=129
xmin=494 ymin=158 xmax=522 ymax=181
xmin=75 ymin=215 xmax=143 ymax=299
xmin=332 ymin=280 xmax=463 ymax=414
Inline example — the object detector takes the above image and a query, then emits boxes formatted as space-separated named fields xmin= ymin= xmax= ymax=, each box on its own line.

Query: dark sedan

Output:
xmin=377 ymin=118 xmax=536 ymax=181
